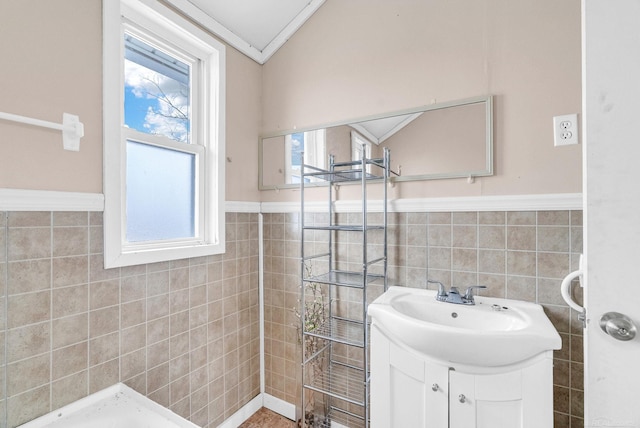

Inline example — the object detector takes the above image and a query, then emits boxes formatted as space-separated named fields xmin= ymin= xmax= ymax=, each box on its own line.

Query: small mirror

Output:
xmin=259 ymin=95 xmax=493 ymax=189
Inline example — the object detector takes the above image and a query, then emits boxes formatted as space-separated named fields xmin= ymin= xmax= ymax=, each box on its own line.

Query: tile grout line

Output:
xmin=85 ymin=212 xmax=91 ymax=400
xmin=49 ymin=212 xmax=53 ymax=413
xmin=1 ymin=212 xmax=6 ymax=427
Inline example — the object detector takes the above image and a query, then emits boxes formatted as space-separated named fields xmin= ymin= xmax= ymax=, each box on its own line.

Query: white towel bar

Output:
xmin=0 ymin=111 xmax=84 ymax=151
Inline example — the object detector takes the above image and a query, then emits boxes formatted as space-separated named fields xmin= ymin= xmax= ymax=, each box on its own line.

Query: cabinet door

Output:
xmin=370 ymin=324 xmax=448 ymax=428
xmin=389 ymin=343 xmax=449 ymax=428
xmin=370 ymin=324 xmax=391 ymax=427
xmin=449 ymin=370 xmax=524 ymax=428
xmin=388 ymin=345 xmax=428 ymax=428
xmin=424 ymin=361 xmax=449 ymax=428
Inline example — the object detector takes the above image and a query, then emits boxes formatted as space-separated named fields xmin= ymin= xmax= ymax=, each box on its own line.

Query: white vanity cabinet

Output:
xmin=371 ymin=323 xmax=554 ymax=428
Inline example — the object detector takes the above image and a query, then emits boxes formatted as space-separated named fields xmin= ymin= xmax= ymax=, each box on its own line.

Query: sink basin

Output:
xmin=368 ymin=286 xmax=561 ymax=367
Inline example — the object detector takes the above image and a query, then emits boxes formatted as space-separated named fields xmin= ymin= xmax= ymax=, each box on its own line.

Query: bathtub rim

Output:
xmin=17 ymin=382 xmax=200 ymax=428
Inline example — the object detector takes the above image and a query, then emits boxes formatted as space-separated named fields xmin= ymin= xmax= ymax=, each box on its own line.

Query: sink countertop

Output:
xmin=368 ymin=286 xmax=562 ymax=367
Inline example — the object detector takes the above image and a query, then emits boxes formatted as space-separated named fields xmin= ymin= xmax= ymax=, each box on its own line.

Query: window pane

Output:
xmin=124 ymin=34 xmax=191 ymax=143
xmin=126 ymin=140 xmax=195 ymax=242
xmin=289 ymin=132 xmax=304 ymax=183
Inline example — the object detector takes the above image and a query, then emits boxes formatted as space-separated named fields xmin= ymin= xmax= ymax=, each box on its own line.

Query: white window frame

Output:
xmin=103 ymin=0 xmax=226 ymax=268
xmin=351 ymin=130 xmax=373 ymax=173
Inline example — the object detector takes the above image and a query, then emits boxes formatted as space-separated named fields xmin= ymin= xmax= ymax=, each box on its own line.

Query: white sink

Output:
xmin=368 ymin=286 xmax=561 ymax=366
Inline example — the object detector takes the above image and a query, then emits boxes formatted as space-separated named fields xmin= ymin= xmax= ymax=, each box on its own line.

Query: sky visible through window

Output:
xmin=124 ymin=34 xmax=191 ymax=143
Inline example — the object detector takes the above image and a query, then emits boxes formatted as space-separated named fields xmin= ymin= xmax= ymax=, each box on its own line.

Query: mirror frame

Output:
xmin=258 ymin=95 xmax=493 ymax=190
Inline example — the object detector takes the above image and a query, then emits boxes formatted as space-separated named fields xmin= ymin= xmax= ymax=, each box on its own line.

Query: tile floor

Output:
xmin=239 ymin=408 xmax=297 ymax=427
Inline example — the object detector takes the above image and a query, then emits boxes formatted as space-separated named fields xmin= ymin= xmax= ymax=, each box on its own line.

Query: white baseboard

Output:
xmin=216 ymin=393 xmax=295 ymax=428
xmin=263 ymin=393 xmax=296 ymax=421
xmin=217 ymin=394 xmax=263 ymax=428
xmin=260 ymin=394 xmax=350 ymax=428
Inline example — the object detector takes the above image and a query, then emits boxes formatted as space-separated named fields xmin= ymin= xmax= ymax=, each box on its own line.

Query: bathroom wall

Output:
xmin=0 ymin=3 xmax=264 ymax=425
xmin=0 ymin=211 xmax=260 ymax=428
xmin=0 ymin=1 xmax=586 ymax=428
xmin=261 ymin=0 xmax=582 ymax=202
xmin=263 ymin=208 xmax=584 ymax=427
xmin=0 ymin=0 xmax=262 ymax=202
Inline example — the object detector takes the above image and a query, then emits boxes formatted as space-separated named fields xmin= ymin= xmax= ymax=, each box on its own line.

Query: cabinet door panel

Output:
xmin=475 ymin=370 xmax=522 ymax=401
xmin=371 ymin=325 xmax=391 ymax=427
xmin=449 ymin=370 xmax=476 ymax=427
xmin=386 ymin=342 xmax=448 ymax=427
xmin=390 ymin=366 xmax=426 ymax=427
xmin=389 ymin=343 xmax=426 ymax=427
xmin=477 ymin=400 xmax=523 ymax=428
xmin=450 ymin=370 xmax=525 ymax=428
xmin=425 ymin=362 xmax=449 ymax=428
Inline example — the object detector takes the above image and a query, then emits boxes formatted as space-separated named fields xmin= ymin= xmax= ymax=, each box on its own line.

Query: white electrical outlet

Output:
xmin=553 ymin=114 xmax=579 ymax=146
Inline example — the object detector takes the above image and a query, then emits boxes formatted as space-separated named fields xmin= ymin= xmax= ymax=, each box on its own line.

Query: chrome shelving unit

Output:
xmin=300 ymin=148 xmax=391 ymax=428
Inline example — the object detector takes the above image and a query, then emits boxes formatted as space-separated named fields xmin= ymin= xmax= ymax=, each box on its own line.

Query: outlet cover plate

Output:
xmin=553 ymin=114 xmax=579 ymax=146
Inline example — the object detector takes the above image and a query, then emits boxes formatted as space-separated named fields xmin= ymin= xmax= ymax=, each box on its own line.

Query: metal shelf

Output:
xmin=303 ymin=356 xmax=367 ymax=407
xmin=305 ymin=316 xmax=366 ymax=347
xmin=303 ymin=224 xmax=385 ymax=232
xmin=304 ymin=270 xmax=384 ymax=288
xmin=303 ymin=169 xmax=386 ymax=183
xmin=300 ymin=148 xmax=390 ymax=428
xmin=316 ymin=406 xmax=367 ymax=428
xmin=302 ymin=158 xmax=389 ymax=184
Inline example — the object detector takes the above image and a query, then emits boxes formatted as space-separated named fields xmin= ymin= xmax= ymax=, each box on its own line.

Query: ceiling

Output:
xmin=165 ymin=0 xmax=325 ymax=64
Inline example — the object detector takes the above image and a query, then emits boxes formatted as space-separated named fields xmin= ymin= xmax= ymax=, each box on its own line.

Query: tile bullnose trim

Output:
xmin=226 ymin=200 xmax=262 ymax=213
xmin=0 ymin=188 xmax=105 ymax=211
xmin=261 ymin=193 xmax=583 ymax=213
xmin=0 ymin=190 xmax=582 ymax=213
xmin=0 ymin=189 xmax=262 ymax=213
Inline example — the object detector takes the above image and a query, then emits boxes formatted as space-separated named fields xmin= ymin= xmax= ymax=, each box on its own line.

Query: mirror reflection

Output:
xmin=260 ymin=96 xmax=492 ymax=189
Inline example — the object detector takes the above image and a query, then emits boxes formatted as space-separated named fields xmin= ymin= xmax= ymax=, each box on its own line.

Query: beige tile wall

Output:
xmin=264 ymin=210 xmax=584 ymax=428
xmin=0 ymin=211 xmax=260 ymax=428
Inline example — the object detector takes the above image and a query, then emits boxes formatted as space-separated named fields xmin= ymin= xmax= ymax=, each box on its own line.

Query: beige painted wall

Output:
xmin=380 ymin=102 xmax=487 ymax=176
xmin=261 ymin=0 xmax=582 ymax=202
xmin=0 ymin=0 xmax=582 ymax=203
xmin=0 ymin=0 xmax=103 ymax=193
xmin=0 ymin=0 xmax=262 ymax=202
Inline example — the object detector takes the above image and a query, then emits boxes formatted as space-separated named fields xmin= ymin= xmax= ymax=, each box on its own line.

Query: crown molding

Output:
xmin=163 ymin=0 xmax=325 ymax=64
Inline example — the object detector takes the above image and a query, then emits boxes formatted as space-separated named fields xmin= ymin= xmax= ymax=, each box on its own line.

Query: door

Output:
xmin=583 ymin=1 xmax=640 ymax=426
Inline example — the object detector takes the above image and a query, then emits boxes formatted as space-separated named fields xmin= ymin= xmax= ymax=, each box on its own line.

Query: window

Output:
xmin=285 ymin=129 xmax=326 ymax=183
xmin=103 ymin=0 xmax=225 ymax=268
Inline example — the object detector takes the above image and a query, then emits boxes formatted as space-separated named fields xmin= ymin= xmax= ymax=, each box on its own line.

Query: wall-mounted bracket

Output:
xmin=0 ymin=111 xmax=84 ymax=151
xmin=62 ymin=113 xmax=84 ymax=151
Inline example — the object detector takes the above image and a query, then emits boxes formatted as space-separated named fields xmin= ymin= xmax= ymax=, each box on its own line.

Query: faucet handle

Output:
xmin=464 ymin=285 xmax=487 ymax=300
xmin=428 ymin=279 xmax=447 ymax=301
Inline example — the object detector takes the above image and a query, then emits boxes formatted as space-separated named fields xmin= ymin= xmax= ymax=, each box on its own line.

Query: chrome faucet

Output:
xmin=429 ymin=280 xmax=448 ymax=301
xmin=429 ymin=280 xmax=486 ymax=305
xmin=462 ymin=285 xmax=487 ymax=304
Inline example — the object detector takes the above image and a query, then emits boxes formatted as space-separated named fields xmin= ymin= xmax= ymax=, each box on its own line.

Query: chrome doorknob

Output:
xmin=458 ymin=394 xmax=466 ymax=403
xmin=431 ymin=384 xmax=439 ymax=392
xmin=599 ymin=312 xmax=637 ymax=341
